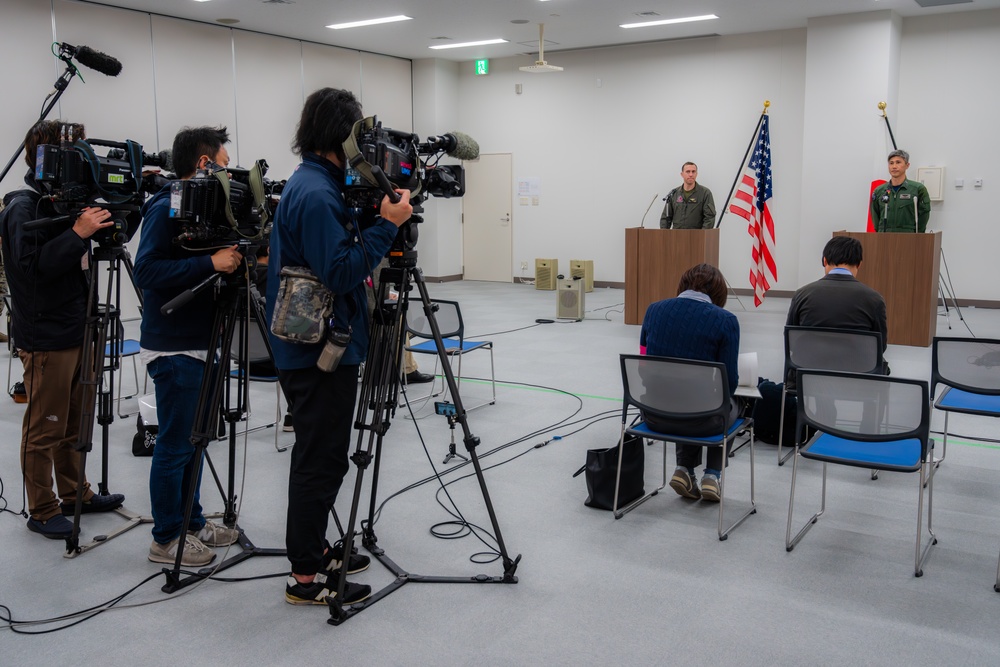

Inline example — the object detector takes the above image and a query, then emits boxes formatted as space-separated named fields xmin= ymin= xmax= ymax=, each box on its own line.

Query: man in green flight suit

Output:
xmin=870 ymin=149 xmax=930 ymax=233
xmin=660 ymin=162 xmax=716 ymax=229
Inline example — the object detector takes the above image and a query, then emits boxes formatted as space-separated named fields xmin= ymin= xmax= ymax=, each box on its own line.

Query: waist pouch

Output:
xmin=270 ymin=266 xmax=334 ymax=344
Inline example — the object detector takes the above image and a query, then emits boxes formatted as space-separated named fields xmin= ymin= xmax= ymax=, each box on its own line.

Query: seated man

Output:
xmin=639 ymin=263 xmax=741 ymax=503
xmin=786 ymin=236 xmax=888 ymax=375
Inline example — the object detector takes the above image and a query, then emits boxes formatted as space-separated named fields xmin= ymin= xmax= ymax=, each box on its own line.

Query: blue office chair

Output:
xmin=929 ymin=337 xmax=1000 ymax=588
xmin=615 ymin=354 xmax=756 ymax=540
xmin=786 ymin=369 xmax=936 ymax=576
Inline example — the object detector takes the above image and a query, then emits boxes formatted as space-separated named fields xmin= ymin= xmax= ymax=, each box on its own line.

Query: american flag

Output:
xmin=728 ymin=115 xmax=775 ymax=306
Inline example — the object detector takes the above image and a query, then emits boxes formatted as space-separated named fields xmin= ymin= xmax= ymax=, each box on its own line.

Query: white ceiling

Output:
xmin=82 ymin=0 xmax=998 ymax=63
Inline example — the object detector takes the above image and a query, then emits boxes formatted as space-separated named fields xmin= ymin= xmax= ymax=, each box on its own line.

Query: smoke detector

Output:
xmin=519 ymin=23 xmax=563 ymax=73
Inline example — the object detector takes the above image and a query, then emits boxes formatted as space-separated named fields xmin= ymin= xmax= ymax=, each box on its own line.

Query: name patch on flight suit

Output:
xmin=899 ymin=194 xmax=912 ymax=199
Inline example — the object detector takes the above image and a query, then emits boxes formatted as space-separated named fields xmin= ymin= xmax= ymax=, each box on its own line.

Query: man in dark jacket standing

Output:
xmin=660 ymin=162 xmax=716 ymax=229
xmin=134 ymin=126 xmax=243 ymax=567
xmin=0 ymin=119 xmax=124 ymax=540
xmin=266 ymin=88 xmax=412 ymax=606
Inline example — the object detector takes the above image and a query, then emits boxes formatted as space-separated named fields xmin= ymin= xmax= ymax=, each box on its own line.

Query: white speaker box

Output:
xmin=569 ymin=259 xmax=594 ymax=292
xmin=556 ymin=277 xmax=584 ymax=320
xmin=535 ymin=258 xmax=558 ymax=290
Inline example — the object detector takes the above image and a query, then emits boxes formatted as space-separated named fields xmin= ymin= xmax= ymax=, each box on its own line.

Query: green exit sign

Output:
xmin=475 ymin=59 xmax=489 ymax=76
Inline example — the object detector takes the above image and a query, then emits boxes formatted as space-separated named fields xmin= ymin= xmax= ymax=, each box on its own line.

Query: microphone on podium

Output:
xmin=639 ymin=193 xmax=659 ymax=228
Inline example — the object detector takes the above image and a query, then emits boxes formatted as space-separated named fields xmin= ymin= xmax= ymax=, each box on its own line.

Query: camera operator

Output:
xmin=134 ymin=126 xmax=242 ymax=567
xmin=0 ymin=119 xmax=125 ymax=540
xmin=266 ymin=88 xmax=411 ymax=606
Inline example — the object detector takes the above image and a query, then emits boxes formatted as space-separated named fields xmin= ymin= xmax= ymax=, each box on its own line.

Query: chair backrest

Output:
xmin=931 ymin=336 xmax=1000 ymax=396
xmin=407 ymin=299 xmax=463 ymax=341
xmin=796 ymin=369 xmax=929 ymax=447
xmin=785 ymin=326 xmax=883 ymax=379
xmin=620 ymin=354 xmax=730 ymax=423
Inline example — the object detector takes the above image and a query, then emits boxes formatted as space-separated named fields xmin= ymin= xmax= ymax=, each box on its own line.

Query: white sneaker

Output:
xmin=149 ymin=534 xmax=215 ymax=567
xmin=189 ymin=520 xmax=240 ymax=547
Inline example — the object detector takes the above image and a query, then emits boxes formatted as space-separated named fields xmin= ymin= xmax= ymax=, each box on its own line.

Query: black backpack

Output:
xmin=751 ymin=377 xmax=799 ymax=446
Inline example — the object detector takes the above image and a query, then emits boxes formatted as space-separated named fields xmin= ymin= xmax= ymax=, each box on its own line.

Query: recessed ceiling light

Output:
xmin=429 ymin=39 xmax=508 ymax=50
xmin=193 ymin=0 xmax=212 ymax=3
xmin=620 ymin=14 xmax=719 ymax=29
xmin=327 ymin=15 xmax=412 ymax=30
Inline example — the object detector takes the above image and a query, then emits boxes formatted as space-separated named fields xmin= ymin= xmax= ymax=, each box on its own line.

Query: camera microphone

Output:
xmin=426 ymin=131 xmax=480 ymax=160
xmin=57 ymin=42 xmax=122 ymax=77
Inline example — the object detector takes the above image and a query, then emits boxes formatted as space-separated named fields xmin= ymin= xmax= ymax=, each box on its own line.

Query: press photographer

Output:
xmin=0 ymin=119 xmax=125 ymax=540
xmin=133 ymin=125 xmax=244 ymax=567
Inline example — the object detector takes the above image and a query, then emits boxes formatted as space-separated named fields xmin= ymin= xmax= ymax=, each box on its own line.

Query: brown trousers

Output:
xmin=19 ymin=347 xmax=93 ymax=520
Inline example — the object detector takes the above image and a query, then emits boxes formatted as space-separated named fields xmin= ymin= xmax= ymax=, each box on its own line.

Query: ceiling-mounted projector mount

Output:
xmin=519 ymin=23 xmax=563 ymax=73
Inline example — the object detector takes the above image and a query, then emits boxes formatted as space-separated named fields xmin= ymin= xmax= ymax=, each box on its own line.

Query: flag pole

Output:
xmin=715 ymin=100 xmax=769 ymax=229
xmin=878 ymin=101 xmax=897 ymax=150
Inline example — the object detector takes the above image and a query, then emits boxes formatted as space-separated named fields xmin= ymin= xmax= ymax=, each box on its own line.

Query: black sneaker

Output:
xmin=284 ymin=574 xmax=371 ymax=605
xmin=27 ymin=514 xmax=73 ymax=539
xmin=60 ymin=493 xmax=125 ymax=515
xmin=282 ymin=413 xmax=294 ymax=432
xmin=322 ymin=539 xmax=371 ymax=575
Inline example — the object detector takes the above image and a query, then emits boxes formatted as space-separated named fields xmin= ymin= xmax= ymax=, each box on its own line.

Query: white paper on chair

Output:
xmin=734 ymin=352 xmax=762 ymax=399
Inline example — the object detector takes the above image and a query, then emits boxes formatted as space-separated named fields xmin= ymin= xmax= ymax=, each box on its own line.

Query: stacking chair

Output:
xmin=777 ymin=326 xmax=884 ymax=466
xmin=929 ymin=337 xmax=1000 ymax=589
xmin=229 ymin=318 xmax=287 ymax=452
xmin=786 ymin=369 xmax=936 ymax=576
xmin=110 ymin=337 xmax=143 ymax=418
xmin=405 ymin=299 xmax=495 ymax=411
xmin=615 ymin=354 xmax=756 ymax=540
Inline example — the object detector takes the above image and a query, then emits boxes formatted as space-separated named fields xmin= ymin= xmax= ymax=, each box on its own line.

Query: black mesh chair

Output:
xmin=229 ymin=317 xmax=288 ymax=452
xmin=930 ymin=337 xmax=1000 ymax=589
xmin=406 ymin=299 xmax=495 ymax=411
xmin=616 ymin=354 xmax=756 ymax=540
xmin=778 ymin=326 xmax=884 ymax=466
xmin=786 ymin=369 xmax=936 ymax=576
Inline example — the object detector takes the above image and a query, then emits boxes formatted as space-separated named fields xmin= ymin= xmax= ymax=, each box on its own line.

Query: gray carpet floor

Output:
xmin=1 ymin=280 xmax=999 ymax=665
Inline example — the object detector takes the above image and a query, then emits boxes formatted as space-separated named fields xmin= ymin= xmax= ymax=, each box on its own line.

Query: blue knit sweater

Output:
xmin=639 ymin=296 xmax=740 ymax=395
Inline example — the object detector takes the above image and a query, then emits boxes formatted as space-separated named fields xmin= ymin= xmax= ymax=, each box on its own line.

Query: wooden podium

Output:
xmin=624 ymin=227 xmax=719 ymax=325
xmin=833 ymin=230 xmax=941 ymax=347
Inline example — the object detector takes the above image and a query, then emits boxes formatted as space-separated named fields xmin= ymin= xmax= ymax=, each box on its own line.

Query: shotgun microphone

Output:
xmin=57 ymin=43 xmax=122 ymax=77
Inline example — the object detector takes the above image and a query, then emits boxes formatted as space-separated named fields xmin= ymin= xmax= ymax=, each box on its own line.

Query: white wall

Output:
xmin=450 ymin=29 xmax=808 ymax=291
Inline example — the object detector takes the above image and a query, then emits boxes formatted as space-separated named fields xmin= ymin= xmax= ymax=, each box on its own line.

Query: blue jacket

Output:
xmin=134 ymin=186 xmax=218 ymax=351
xmin=265 ymin=153 xmax=397 ymax=370
xmin=639 ymin=296 xmax=740 ymax=395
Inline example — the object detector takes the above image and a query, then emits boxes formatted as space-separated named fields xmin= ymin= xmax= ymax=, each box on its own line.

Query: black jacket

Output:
xmin=0 ymin=172 xmax=90 ymax=351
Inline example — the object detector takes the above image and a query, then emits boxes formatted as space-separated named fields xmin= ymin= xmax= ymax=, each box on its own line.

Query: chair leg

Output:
xmin=786 ymin=456 xmax=827 ymax=552
xmin=935 ymin=412 xmax=949 ymax=468
xmin=718 ymin=429 xmax=757 ymax=540
xmin=777 ymin=387 xmax=794 ymax=466
xmin=613 ymin=431 xmax=666 ymax=519
xmin=914 ymin=460 xmax=938 ymax=577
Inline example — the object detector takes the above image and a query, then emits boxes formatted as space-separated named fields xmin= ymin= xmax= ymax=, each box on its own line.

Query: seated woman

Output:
xmin=638 ymin=263 xmax=740 ymax=503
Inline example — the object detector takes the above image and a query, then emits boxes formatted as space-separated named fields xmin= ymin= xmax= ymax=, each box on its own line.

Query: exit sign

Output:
xmin=475 ymin=59 xmax=489 ymax=76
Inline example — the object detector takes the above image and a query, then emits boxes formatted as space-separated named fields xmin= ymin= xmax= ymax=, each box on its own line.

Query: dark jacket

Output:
xmin=659 ymin=183 xmax=716 ymax=230
xmin=0 ymin=172 xmax=90 ymax=351
xmin=133 ymin=185 xmax=218 ymax=351
xmin=265 ymin=153 xmax=397 ymax=370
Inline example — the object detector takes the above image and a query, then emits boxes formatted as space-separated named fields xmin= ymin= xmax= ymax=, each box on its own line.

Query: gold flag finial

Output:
xmin=878 ymin=101 xmax=887 ymax=117
xmin=763 ymin=100 xmax=771 ymax=114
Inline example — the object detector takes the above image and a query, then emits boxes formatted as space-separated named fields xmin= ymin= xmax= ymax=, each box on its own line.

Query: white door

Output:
xmin=462 ymin=153 xmax=512 ymax=282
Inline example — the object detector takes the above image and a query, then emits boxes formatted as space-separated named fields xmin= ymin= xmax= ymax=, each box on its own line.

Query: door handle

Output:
xmin=500 ymin=214 xmax=510 ymax=223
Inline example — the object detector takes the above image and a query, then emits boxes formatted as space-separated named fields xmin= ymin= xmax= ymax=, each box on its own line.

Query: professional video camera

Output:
xmin=342 ymin=116 xmax=478 ymax=264
xmin=167 ymin=159 xmax=278 ymax=250
xmin=33 ymin=129 xmax=149 ymax=245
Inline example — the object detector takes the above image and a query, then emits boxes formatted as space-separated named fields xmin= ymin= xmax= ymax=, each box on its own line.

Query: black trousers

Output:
xmin=278 ymin=363 xmax=359 ymax=576
xmin=643 ymin=398 xmax=742 ymax=472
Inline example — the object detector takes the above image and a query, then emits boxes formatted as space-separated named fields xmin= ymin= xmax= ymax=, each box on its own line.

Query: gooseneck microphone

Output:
xmin=57 ymin=42 xmax=122 ymax=77
xmin=639 ymin=193 xmax=659 ymax=228
xmin=425 ymin=131 xmax=480 ymax=160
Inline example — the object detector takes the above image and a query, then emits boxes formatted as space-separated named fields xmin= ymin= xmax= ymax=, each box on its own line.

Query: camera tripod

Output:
xmin=326 ymin=257 xmax=519 ymax=626
xmin=159 ymin=262 xmax=284 ymax=593
xmin=66 ymin=241 xmax=152 ymax=557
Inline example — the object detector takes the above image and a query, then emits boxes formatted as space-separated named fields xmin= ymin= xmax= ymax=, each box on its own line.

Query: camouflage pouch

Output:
xmin=270 ymin=266 xmax=334 ymax=344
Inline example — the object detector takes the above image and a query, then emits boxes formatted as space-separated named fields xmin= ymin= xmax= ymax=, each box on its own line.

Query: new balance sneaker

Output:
xmin=282 ymin=413 xmax=294 ymax=433
xmin=149 ymin=535 xmax=216 ymax=567
xmin=322 ymin=539 xmax=371 ymax=575
xmin=26 ymin=514 xmax=73 ymax=539
xmin=284 ymin=574 xmax=371 ymax=606
xmin=701 ymin=473 xmax=721 ymax=503
xmin=669 ymin=468 xmax=701 ymax=499
xmin=189 ymin=520 xmax=241 ymax=547
xmin=60 ymin=492 xmax=125 ymax=515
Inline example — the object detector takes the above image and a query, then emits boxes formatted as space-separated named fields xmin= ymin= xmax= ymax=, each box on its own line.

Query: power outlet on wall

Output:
xmin=520 ymin=261 xmax=528 ymax=271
